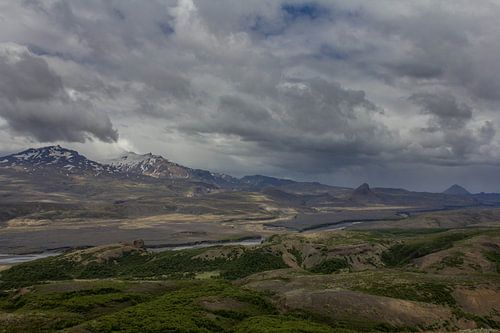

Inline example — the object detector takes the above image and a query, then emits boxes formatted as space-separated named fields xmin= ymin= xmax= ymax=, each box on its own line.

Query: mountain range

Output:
xmin=1 ymin=146 xmax=498 ymax=209
xmin=0 ymin=146 xmax=118 ymax=176
xmin=106 ymin=151 xmax=240 ymax=188
xmin=1 ymin=145 xmax=500 ymax=253
xmin=0 ymin=146 xmax=246 ymax=188
xmin=0 ymin=146 xmax=350 ymax=192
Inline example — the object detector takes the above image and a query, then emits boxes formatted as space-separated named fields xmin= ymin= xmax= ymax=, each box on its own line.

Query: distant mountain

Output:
xmin=352 ymin=183 xmax=371 ymax=195
xmin=350 ymin=183 xmax=381 ymax=203
xmin=240 ymin=175 xmax=296 ymax=189
xmin=261 ymin=187 xmax=305 ymax=205
xmin=107 ymin=152 xmax=191 ymax=179
xmin=188 ymin=168 xmax=241 ymax=188
xmin=0 ymin=147 xmax=273 ymax=189
xmin=443 ymin=184 xmax=471 ymax=196
xmin=0 ymin=147 xmax=492 ymax=210
xmin=107 ymin=152 xmax=239 ymax=188
xmin=0 ymin=146 xmax=117 ymax=176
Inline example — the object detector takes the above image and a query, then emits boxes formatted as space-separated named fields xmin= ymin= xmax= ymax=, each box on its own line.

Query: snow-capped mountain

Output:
xmin=107 ymin=152 xmax=191 ymax=179
xmin=0 ymin=146 xmax=117 ymax=175
xmin=107 ymin=152 xmax=239 ymax=187
xmin=0 ymin=146 xmax=248 ymax=189
xmin=0 ymin=146 xmax=239 ymax=186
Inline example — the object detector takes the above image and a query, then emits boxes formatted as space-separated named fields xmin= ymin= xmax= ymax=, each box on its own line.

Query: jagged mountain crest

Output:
xmin=108 ymin=151 xmax=190 ymax=179
xmin=0 ymin=145 xmax=117 ymax=175
xmin=0 ymin=146 xmax=240 ymax=187
xmin=107 ymin=151 xmax=240 ymax=187
xmin=352 ymin=183 xmax=371 ymax=195
xmin=0 ymin=147 xmax=495 ymax=209
xmin=350 ymin=183 xmax=382 ymax=203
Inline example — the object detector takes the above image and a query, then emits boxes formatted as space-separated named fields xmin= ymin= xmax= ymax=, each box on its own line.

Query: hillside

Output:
xmin=443 ymin=184 xmax=472 ymax=196
xmin=107 ymin=151 xmax=240 ymax=188
xmin=349 ymin=183 xmax=382 ymax=204
xmin=0 ymin=228 xmax=499 ymax=332
xmin=0 ymin=147 xmax=496 ymax=209
xmin=1 ymin=146 xmax=500 ymax=256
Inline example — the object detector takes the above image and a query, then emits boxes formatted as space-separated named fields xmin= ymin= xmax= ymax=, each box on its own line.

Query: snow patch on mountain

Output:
xmin=0 ymin=146 xmax=240 ymax=187
xmin=106 ymin=151 xmax=240 ymax=187
xmin=106 ymin=152 xmax=191 ymax=179
xmin=0 ymin=146 xmax=117 ymax=175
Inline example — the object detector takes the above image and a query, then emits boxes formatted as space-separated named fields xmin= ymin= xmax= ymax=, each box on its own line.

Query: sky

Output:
xmin=0 ymin=0 xmax=500 ymax=192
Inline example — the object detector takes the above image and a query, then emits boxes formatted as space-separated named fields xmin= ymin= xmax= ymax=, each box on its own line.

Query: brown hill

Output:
xmin=350 ymin=183 xmax=382 ymax=204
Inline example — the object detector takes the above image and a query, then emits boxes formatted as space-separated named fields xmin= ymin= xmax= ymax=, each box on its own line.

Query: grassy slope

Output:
xmin=0 ymin=246 xmax=288 ymax=289
xmin=0 ymin=280 xmax=340 ymax=333
xmin=0 ymin=228 xmax=499 ymax=332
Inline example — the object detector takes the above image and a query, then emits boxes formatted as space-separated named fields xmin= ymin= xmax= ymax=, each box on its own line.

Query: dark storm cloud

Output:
xmin=409 ymin=92 xmax=495 ymax=160
xmin=0 ymin=44 xmax=118 ymax=142
xmin=0 ymin=50 xmax=62 ymax=101
xmin=409 ymin=93 xmax=472 ymax=128
xmin=140 ymin=70 xmax=192 ymax=100
xmin=385 ymin=62 xmax=443 ymax=80
xmin=178 ymin=78 xmax=398 ymax=170
xmin=359 ymin=2 xmax=500 ymax=102
xmin=0 ymin=99 xmax=118 ymax=143
xmin=0 ymin=0 xmax=499 ymax=190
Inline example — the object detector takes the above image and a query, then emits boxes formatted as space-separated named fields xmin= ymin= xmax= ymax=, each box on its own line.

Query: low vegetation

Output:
xmin=0 ymin=228 xmax=499 ymax=332
xmin=0 ymin=247 xmax=287 ymax=289
xmin=380 ymin=231 xmax=476 ymax=267
xmin=309 ymin=258 xmax=349 ymax=274
xmin=484 ymin=250 xmax=500 ymax=273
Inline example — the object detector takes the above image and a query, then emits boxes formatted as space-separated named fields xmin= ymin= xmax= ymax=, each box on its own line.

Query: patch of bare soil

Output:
xmin=413 ymin=234 xmax=500 ymax=274
xmin=453 ymin=287 xmax=500 ymax=319
xmin=279 ymin=288 xmax=454 ymax=328
xmin=6 ymin=218 xmax=51 ymax=228
xmin=263 ymin=237 xmax=387 ymax=271
xmin=66 ymin=240 xmax=147 ymax=265
xmin=0 ymin=264 xmax=11 ymax=271
xmin=200 ymin=297 xmax=248 ymax=312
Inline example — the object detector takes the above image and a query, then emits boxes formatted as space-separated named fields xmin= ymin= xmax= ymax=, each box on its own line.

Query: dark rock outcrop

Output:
xmin=443 ymin=184 xmax=471 ymax=196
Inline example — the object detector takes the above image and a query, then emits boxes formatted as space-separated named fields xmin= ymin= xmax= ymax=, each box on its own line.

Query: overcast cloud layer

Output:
xmin=0 ymin=0 xmax=499 ymax=192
